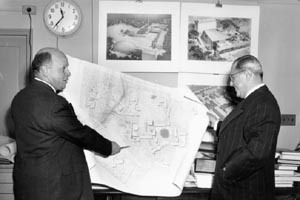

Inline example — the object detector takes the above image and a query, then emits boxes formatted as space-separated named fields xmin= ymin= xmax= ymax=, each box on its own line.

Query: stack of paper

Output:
xmin=0 ymin=136 xmax=16 ymax=164
xmin=193 ymin=140 xmax=216 ymax=188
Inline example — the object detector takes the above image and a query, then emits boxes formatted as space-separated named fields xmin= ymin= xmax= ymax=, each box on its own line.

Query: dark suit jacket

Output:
xmin=11 ymin=80 xmax=113 ymax=200
xmin=211 ymin=85 xmax=281 ymax=200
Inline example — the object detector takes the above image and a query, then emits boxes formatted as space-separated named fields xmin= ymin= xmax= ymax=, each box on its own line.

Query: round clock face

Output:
xmin=44 ymin=0 xmax=82 ymax=36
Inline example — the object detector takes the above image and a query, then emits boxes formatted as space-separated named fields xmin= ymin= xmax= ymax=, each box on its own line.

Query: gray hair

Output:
xmin=232 ymin=55 xmax=263 ymax=78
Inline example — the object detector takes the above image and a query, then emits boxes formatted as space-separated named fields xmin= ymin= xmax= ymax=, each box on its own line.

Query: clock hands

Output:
xmin=53 ymin=8 xmax=64 ymax=29
xmin=60 ymin=7 xmax=64 ymax=17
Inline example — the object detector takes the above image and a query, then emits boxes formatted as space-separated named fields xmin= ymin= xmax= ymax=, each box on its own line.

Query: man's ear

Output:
xmin=245 ymin=70 xmax=253 ymax=80
xmin=39 ymin=65 xmax=49 ymax=78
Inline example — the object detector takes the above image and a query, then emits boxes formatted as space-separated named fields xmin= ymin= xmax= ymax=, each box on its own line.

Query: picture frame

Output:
xmin=178 ymin=73 xmax=240 ymax=144
xmin=98 ymin=1 xmax=180 ymax=72
xmin=180 ymin=3 xmax=260 ymax=74
xmin=178 ymin=73 xmax=239 ymax=121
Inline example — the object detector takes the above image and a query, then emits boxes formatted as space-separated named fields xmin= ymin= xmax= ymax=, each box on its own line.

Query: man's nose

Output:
xmin=229 ymin=79 xmax=233 ymax=86
xmin=66 ymin=69 xmax=71 ymax=76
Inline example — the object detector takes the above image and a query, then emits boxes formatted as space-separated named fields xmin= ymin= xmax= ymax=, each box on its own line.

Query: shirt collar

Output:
xmin=34 ymin=77 xmax=56 ymax=93
xmin=245 ymin=83 xmax=265 ymax=98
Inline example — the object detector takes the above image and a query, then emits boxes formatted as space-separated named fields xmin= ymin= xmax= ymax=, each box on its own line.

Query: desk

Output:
xmin=0 ymin=163 xmax=299 ymax=200
xmin=93 ymin=187 xmax=211 ymax=200
xmin=93 ymin=186 xmax=300 ymax=200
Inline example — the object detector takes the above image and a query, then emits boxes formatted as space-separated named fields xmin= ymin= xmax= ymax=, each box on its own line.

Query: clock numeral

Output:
xmin=74 ymin=15 xmax=78 ymax=20
xmin=48 ymin=14 xmax=52 ymax=19
xmin=73 ymin=8 xmax=76 ymax=14
xmin=50 ymin=21 xmax=54 ymax=26
xmin=62 ymin=27 xmax=65 ymax=33
xmin=50 ymin=8 xmax=55 ymax=13
xmin=61 ymin=2 xmax=65 ymax=7
xmin=55 ymin=4 xmax=59 ymax=9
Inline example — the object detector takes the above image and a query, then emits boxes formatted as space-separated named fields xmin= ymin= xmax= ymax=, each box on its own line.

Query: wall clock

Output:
xmin=43 ymin=0 xmax=82 ymax=37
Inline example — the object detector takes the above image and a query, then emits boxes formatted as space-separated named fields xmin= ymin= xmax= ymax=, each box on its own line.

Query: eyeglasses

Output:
xmin=229 ymin=70 xmax=246 ymax=81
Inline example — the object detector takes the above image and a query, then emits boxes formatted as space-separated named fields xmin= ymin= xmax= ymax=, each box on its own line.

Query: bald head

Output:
xmin=32 ymin=47 xmax=70 ymax=92
xmin=32 ymin=47 xmax=67 ymax=75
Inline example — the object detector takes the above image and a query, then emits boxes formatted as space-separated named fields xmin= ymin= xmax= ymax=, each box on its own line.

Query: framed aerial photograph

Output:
xmin=98 ymin=1 xmax=180 ymax=72
xmin=178 ymin=73 xmax=240 ymax=121
xmin=180 ymin=3 xmax=260 ymax=74
xmin=178 ymin=73 xmax=241 ymax=143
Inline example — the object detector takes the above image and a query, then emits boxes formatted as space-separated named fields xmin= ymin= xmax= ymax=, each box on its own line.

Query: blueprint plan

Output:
xmin=61 ymin=56 xmax=209 ymax=196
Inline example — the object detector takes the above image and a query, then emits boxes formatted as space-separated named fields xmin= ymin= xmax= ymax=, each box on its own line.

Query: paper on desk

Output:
xmin=0 ymin=136 xmax=16 ymax=163
xmin=61 ymin=56 xmax=208 ymax=197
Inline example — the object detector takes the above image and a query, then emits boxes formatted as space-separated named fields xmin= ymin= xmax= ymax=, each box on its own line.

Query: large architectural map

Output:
xmin=61 ymin=56 xmax=208 ymax=196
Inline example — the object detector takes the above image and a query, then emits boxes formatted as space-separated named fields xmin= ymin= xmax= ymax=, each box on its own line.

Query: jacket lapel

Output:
xmin=219 ymin=103 xmax=244 ymax=133
xmin=218 ymin=85 xmax=268 ymax=134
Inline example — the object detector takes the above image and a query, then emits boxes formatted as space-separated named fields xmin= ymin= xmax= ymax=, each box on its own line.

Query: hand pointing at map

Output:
xmin=111 ymin=141 xmax=121 ymax=155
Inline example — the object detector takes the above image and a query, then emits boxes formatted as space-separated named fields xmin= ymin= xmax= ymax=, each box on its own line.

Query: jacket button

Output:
xmin=222 ymin=167 xmax=226 ymax=171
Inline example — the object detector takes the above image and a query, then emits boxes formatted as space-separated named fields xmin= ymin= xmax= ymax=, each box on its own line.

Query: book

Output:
xmin=199 ymin=141 xmax=217 ymax=153
xmin=275 ymin=176 xmax=300 ymax=182
xmin=0 ymin=164 xmax=13 ymax=169
xmin=183 ymin=173 xmax=197 ymax=188
xmin=275 ymin=169 xmax=297 ymax=176
xmin=0 ymin=172 xmax=13 ymax=183
xmin=0 ymin=183 xmax=13 ymax=193
xmin=277 ymin=149 xmax=300 ymax=160
xmin=279 ymin=154 xmax=300 ymax=161
xmin=275 ymin=182 xmax=293 ymax=188
xmin=195 ymin=151 xmax=216 ymax=159
xmin=194 ymin=159 xmax=216 ymax=173
xmin=194 ymin=173 xmax=214 ymax=188
xmin=277 ymin=159 xmax=300 ymax=165
xmin=281 ymin=150 xmax=300 ymax=155
xmin=275 ymin=180 xmax=294 ymax=184
xmin=275 ymin=163 xmax=298 ymax=171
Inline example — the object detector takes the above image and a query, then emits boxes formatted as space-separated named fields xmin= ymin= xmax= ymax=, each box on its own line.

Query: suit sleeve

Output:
xmin=51 ymin=96 xmax=112 ymax=157
xmin=223 ymin=101 xmax=280 ymax=181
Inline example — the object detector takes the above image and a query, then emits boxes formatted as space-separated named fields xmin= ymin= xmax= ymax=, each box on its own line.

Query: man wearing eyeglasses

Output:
xmin=208 ymin=55 xmax=281 ymax=200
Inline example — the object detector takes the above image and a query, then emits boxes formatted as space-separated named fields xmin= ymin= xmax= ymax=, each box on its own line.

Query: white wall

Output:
xmin=0 ymin=0 xmax=94 ymax=61
xmin=0 ymin=0 xmax=299 ymax=149
xmin=259 ymin=4 xmax=300 ymax=149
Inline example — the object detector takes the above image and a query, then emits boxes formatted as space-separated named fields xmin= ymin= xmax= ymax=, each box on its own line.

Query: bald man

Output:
xmin=11 ymin=47 xmax=120 ymax=200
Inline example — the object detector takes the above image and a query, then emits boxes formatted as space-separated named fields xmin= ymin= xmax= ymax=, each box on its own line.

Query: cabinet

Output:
xmin=0 ymin=164 xmax=14 ymax=200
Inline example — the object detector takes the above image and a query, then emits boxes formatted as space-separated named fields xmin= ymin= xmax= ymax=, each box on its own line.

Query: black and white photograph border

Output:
xmin=98 ymin=1 xmax=180 ymax=72
xmin=180 ymin=3 xmax=260 ymax=74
